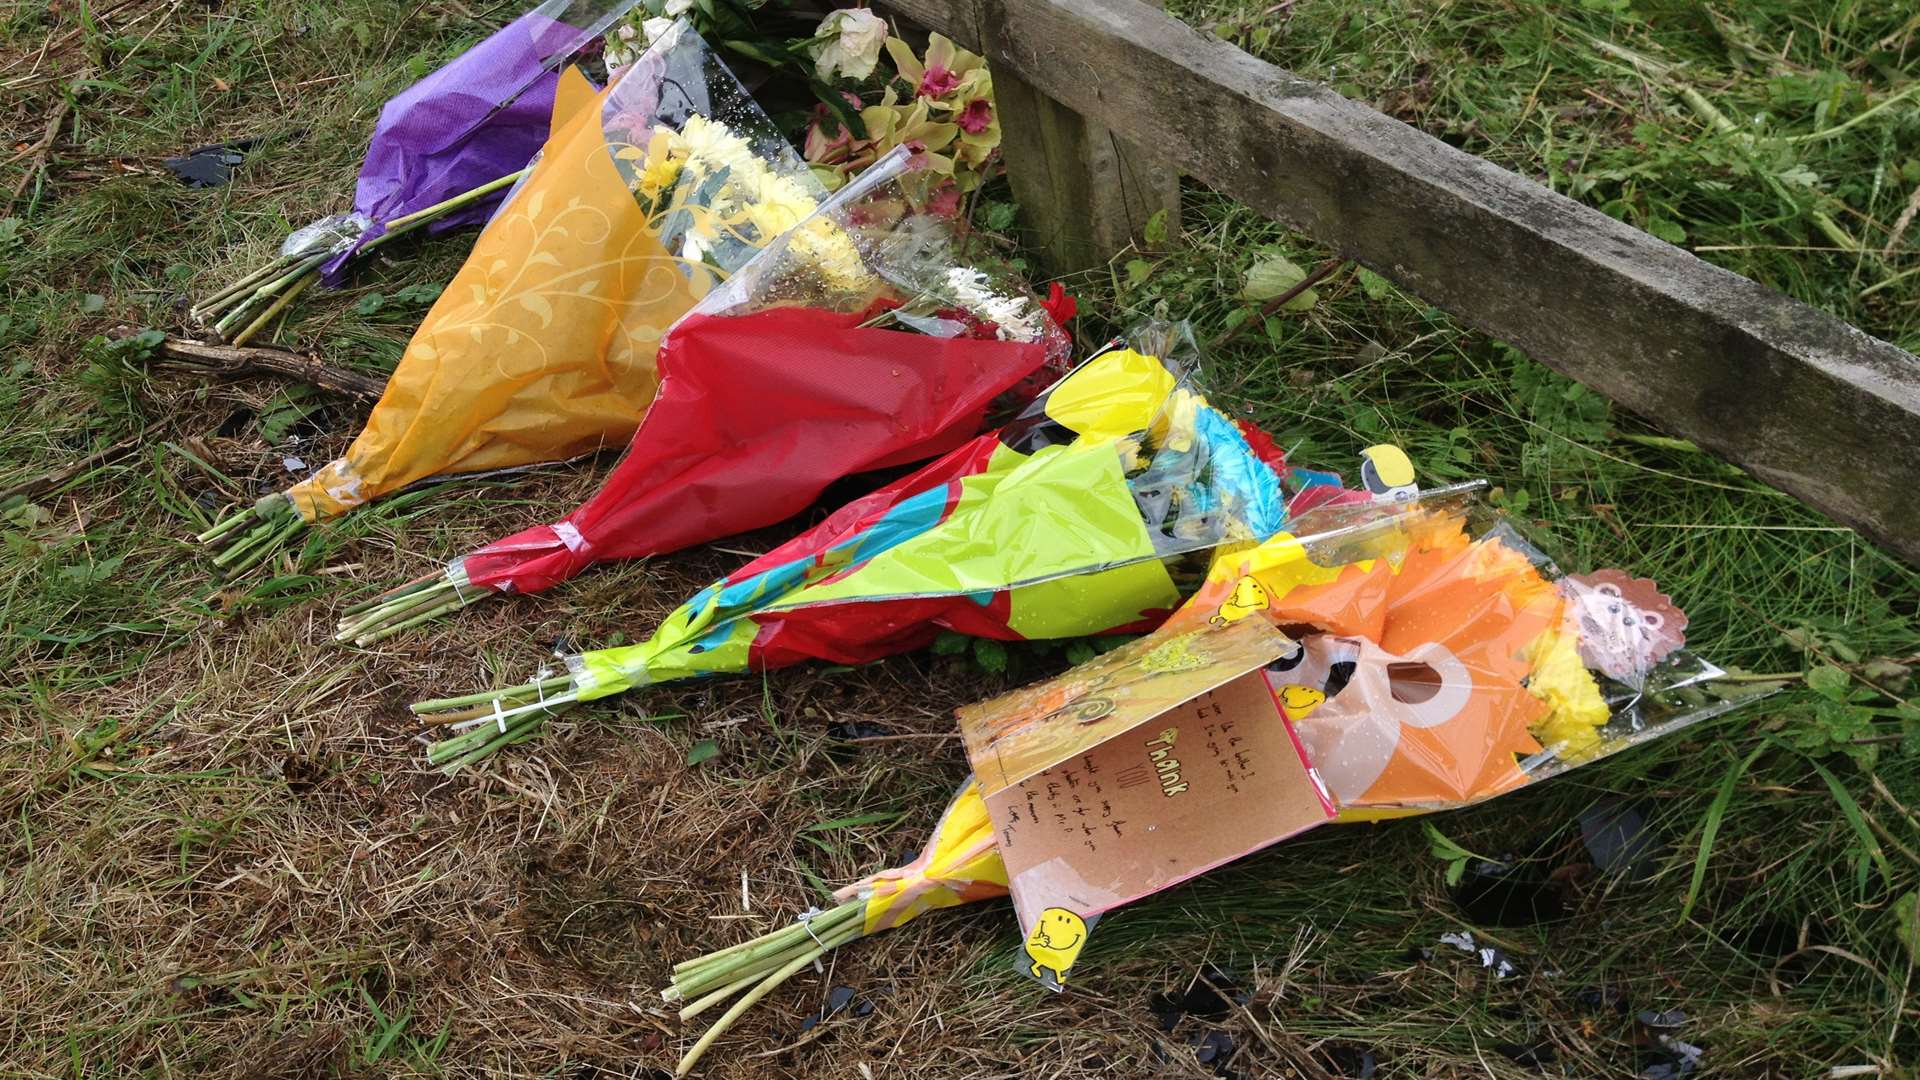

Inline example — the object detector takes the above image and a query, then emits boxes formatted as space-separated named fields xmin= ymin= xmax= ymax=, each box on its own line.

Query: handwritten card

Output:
xmin=958 ymin=617 xmax=1294 ymax=798
xmin=955 ymin=619 xmax=1335 ymax=990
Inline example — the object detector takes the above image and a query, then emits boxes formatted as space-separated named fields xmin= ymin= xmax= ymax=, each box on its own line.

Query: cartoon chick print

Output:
xmin=1210 ymin=575 xmax=1271 ymax=628
xmin=1024 ymin=907 xmax=1089 ymax=986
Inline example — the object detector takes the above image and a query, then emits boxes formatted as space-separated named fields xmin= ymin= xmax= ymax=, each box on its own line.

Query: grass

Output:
xmin=1 ymin=0 xmax=1917 ymax=1076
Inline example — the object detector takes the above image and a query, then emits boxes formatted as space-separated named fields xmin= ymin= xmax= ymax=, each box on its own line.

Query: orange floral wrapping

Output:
xmin=284 ymin=68 xmax=712 ymax=521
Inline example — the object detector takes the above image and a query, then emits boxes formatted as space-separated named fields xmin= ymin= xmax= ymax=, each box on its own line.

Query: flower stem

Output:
xmin=214 ymin=513 xmax=308 ymax=576
xmin=212 ymin=253 xmax=327 ymax=339
xmin=411 ymin=673 xmax=576 ymax=715
xmin=350 ymin=594 xmax=471 ymax=646
xmin=425 ymin=701 xmax=568 ymax=773
xmin=334 ymin=571 xmax=493 ymax=646
xmin=676 ymin=969 xmax=767 ymax=1021
xmin=193 ymin=164 xmax=531 ymax=335
xmin=377 ymin=166 xmax=531 ymax=235
xmin=668 ymin=901 xmax=863 ymax=1000
xmin=341 ymin=571 xmax=443 ymax=617
xmin=196 ymin=503 xmax=261 ymax=544
xmin=193 ymin=254 xmax=299 ymax=320
xmin=230 ymin=269 xmax=317 ymax=347
xmin=673 ymin=917 xmax=865 ymax=1078
xmin=334 ymin=579 xmax=458 ymax=643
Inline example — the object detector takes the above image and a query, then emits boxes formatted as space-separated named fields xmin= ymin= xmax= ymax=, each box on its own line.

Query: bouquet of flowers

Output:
xmin=192 ymin=0 xmax=645 ymax=344
xmin=199 ymin=23 xmax=833 ymax=574
xmin=805 ymin=26 xmax=1002 ymax=212
xmin=333 ymin=141 xmax=1075 ymax=645
xmin=659 ymin=485 xmax=1762 ymax=1073
xmin=409 ymin=321 xmax=1293 ymax=770
xmin=1168 ymin=483 xmax=1736 ymax=815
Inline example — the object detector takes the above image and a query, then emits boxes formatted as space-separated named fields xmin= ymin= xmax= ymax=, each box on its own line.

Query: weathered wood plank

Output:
xmin=989 ymin=0 xmax=1180 ymax=271
xmin=994 ymin=71 xmax=1181 ymax=272
xmin=889 ymin=0 xmax=1920 ymax=565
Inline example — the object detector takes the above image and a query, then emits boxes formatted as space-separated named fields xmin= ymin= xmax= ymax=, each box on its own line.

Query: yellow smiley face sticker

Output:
xmin=1277 ymin=684 xmax=1327 ymax=718
xmin=1024 ymin=907 xmax=1089 ymax=986
xmin=1210 ymin=575 xmax=1271 ymax=628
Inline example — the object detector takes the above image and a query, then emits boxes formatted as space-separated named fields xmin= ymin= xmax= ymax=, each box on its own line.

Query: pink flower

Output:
xmin=955 ymin=98 xmax=993 ymax=134
xmin=918 ymin=65 xmax=961 ymax=98
xmin=924 ymin=183 xmax=963 ymax=218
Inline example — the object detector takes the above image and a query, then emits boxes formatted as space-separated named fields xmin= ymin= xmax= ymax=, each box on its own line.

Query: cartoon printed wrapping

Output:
xmin=1166 ymin=483 xmax=1748 ymax=815
xmin=659 ymin=484 xmax=1765 ymax=1020
xmin=414 ymin=321 xmax=1292 ymax=764
xmin=268 ymin=23 xmax=822 ymax=524
xmin=836 ymin=778 xmax=1010 ymax=936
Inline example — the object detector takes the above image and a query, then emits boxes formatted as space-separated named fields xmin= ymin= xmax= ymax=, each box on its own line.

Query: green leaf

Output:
xmin=1357 ymin=267 xmax=1391 ymax=300
xmin=1444 ymin=858 xmax=1466 ymax=886
xmin=392 ymin=283 xmax=443 ymax=306
xmin=981 ymin=200 xmax=1018 ymax=232
xmin=1893 ymin=891 xmax=1920 ymax=967
xmin=972 ymin=638 xmax=1009 ymax=675
xmin=1064 ymin=641 xmax=1096 ymax=666
xmin=686 ymin=739 xmax=720 ymax=766
xmin=354 ymin=292 xmax=386 ymax=316
xmin=931 ymin=630 xmax=970 ymax=656
xmin=1124 ymin=258 xmax=1154 ymax=288
xmin=1806 ymin=663 xmax=1851 ymax=701
xmin=1647 ymin=216 xmax=1688 ymax=244
xmin=1421 ymin=820 xmax=1492 ymax=863
xmin=1144 ymin=208 xmax=1169 ymax=246
xmin=81 ymin=293 xmax=106 ymax=313
xmin=1681 ymin=743 xmax=1767 ymax=920
xmin=1807 ymin=758 xmax=1891 ymax=887
xmin=1241 ymin=253 xmax=1305 ymax=301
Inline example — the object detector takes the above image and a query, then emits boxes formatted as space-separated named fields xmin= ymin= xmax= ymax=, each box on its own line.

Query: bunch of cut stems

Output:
xmin=191 ymin=167 xmax=530 ymax=346
xmin=662 ymin=900 xmax=868 ymax=1076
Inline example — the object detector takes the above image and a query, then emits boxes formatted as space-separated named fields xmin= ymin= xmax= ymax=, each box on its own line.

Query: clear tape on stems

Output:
xmin=279 ymin=212 xmax=375 ymax=260
xmin=564 ymin=652 xmax=599 ymax=696
xmin=442 ymin=557 xmax=481 ymax=603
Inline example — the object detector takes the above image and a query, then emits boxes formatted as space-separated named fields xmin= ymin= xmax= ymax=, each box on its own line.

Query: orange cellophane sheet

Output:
xmin=285 ymin=68 xmax=710 ymax=520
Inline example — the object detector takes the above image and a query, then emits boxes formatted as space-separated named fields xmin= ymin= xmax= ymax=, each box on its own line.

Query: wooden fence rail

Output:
xmin=885 ymin=0 xmax=1920 ymax=567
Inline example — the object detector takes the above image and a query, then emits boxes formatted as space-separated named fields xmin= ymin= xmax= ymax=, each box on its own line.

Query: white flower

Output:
xmin=942 ymin=266 xmax=1045 ymax=341
xmin=643 ymin=16 xmax=675 ymax=43
xmin=604 ymin=23 xmax=645 ymax=68
xmin=663 ymin=0 xmax=693 ymax=15
xmin=810 ymin=8 xmax=888 ymax=82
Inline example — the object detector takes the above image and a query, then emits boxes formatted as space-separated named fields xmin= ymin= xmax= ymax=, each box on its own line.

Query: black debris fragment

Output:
xmin=792 ymin=985 xmax=870 ymax=1037
xmin=1450 ymin=856 xmax=1566 ymax=926
xmin=163 ymin=138 xmax=264 ymax=187
xmin=1636 ymin=1008 xmax=1688 ymax=1030
xmin=1495 ymin=1040 xmax=1557 ymax=1068
xmin=1321 ymin=1043 xmax=1379 ymax=1078
xmin=1147 ymin=967 xmax=1244 ymax=1030
xmin=1579 ymin=798 xmax=1660 ymax=880
xmin=1188 ymin=1028 xmax=1238 ymax=1074
xmin=828 ymin=720 xmax=892 ymax=741
xmin=1574 ymin=984 xmax=1628 ymax=1015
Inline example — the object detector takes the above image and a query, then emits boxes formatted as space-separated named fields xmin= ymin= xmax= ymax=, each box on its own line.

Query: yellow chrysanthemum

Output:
xmin=634 ymin=127 xmax=687 ymax=202
xmin=1524 ymin=628 xmax=1610 ymax=761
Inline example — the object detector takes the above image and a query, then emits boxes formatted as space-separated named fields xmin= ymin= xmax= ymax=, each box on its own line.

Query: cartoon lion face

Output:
xmin=1559 ymin=570 xmax=1686 ymax=683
